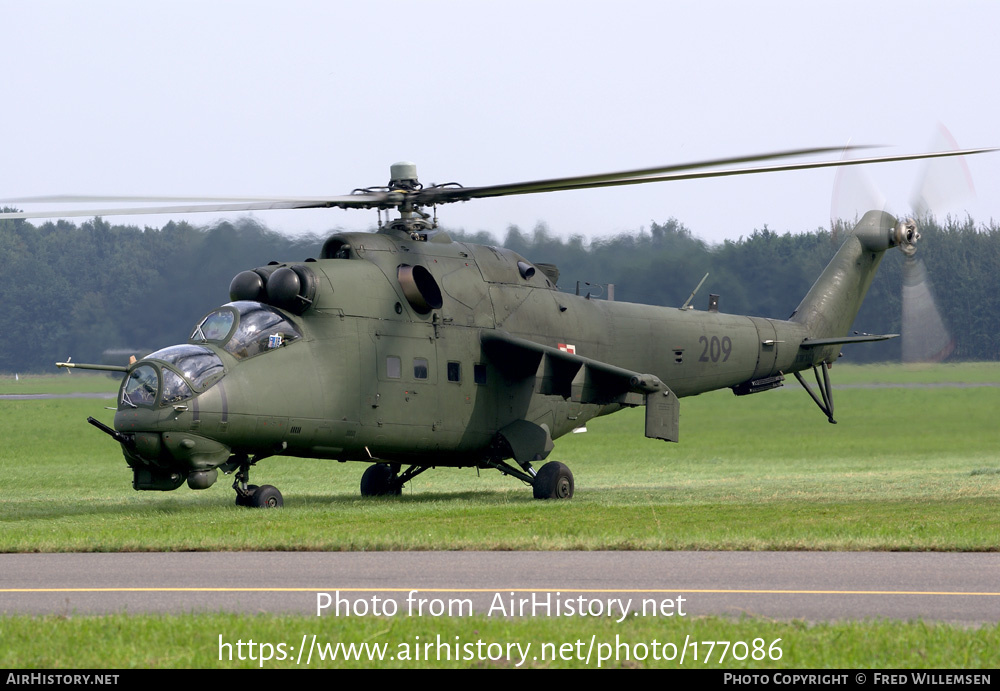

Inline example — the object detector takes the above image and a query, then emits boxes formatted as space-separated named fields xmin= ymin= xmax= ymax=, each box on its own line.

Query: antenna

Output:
xmin=680 ymin=273 xmax=709 ymax=310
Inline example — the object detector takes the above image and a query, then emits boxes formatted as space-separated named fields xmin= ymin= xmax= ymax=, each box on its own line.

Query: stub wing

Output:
xmin=480 ymin=330 xmax=680 ymax=442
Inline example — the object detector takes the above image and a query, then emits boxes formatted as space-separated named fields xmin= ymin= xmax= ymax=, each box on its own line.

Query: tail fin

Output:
xmin=790 ymin=210 xmax=914 ymax=352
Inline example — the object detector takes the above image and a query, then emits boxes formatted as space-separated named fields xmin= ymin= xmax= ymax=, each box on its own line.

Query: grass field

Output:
xmin=0 ymin=372 xmax=119 ymax=395
xmin=2 ymin=364 xmax=998 ymax=551
xmin=2 ymin=612 xmax=997 ymax=669
xmin=2 ymin=363 xmax=999 ymax=668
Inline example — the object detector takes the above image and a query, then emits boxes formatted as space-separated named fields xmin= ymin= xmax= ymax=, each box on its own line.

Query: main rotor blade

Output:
xmin=422 ymin=147 xmax=998 ymax=204
xmin=1 ymin=146 xmax=856 ymax=217
xmin=0 ymin=194 xmax=364 ymax=204
xmin=2 ymin=145 xmax=994 ymax=221
xmin=0 ymin=193 xmax=394 ymax=220
xmin=417 ymin=145 xmax=866 ymax=204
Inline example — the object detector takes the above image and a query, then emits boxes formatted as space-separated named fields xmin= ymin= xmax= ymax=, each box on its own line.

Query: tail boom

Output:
xmin=788 ymin=210 xmax=907 ymax=366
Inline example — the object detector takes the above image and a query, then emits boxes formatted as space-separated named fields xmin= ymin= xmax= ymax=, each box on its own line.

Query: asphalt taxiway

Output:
xmin=2 ymin=551 xmax=998 ymax=623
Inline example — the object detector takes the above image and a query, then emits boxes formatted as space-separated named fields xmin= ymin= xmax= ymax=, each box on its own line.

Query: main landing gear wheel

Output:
xmin=532 ymin=461 xmax=574 ymax=500
xmin=361 ymin=463 xmax=402 ymax=497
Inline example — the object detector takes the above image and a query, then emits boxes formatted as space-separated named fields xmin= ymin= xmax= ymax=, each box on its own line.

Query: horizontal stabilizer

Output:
xmin=799 ymin=334 xmax=898 ymax=349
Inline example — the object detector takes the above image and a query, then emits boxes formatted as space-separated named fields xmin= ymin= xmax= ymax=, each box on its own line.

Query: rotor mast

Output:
xmin=382 ymin=161 xmax=436 ymax=236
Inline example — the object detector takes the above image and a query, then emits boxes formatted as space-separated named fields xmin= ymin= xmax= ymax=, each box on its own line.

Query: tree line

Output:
xmin=1 ymin=211 xmax=998 ymax=372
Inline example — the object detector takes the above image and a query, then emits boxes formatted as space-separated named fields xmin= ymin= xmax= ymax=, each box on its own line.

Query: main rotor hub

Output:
xmin=381 ymin=161 xmax=435 ymax=235
xmin=389 ymin=161 xmax=420 ymax=191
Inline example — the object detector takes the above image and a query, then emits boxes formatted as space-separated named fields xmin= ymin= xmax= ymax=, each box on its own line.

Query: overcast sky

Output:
xmin=3 ymin=0 xmax=998 ymax=244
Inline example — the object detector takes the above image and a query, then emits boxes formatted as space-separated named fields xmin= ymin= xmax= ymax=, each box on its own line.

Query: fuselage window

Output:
xmin=474 ymin=363 xmax=487 ymax=385
xmin=447 ymin=361 xmax=461 ymax=382
xmin=386 ymin=356 xmax=401 ymax=379
xmin=414 ymin=358 xmax=428 ymax=380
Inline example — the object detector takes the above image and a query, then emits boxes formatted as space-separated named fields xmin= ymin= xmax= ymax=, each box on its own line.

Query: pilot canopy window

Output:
xmin=122 ymin=365 xmax=158 ymax=407
xmin=144 ymin=344 xmax=225 ymax=393
xmin=191 ymin=310 xmax=234 ymax=341
xmin=191 ymin=302 xmax=302 ymax=360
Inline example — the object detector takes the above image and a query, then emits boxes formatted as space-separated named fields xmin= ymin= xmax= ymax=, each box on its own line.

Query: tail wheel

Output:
xmin=532 ymin=461 xmax=574 ymax=500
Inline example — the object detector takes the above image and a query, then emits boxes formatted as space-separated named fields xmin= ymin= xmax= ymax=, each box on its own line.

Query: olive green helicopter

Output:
xmin=1 ymin=146 xmax=993 ymax=507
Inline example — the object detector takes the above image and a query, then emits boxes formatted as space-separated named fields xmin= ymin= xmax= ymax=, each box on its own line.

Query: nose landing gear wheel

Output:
xmin=233 ymin=461 xmax=284 ymax=509
xmin=532 ymin=461 xmax=574 ymax=499
xmin=251 ymin=484 xmax=283 ymax=508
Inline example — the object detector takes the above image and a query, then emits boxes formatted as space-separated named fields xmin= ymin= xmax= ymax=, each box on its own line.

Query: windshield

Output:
xmin=122 ymin=365 xmax=158 ymax=408
xmin=145 ymin=344 xmax=225 ymax=390
xmin=189 ymin=301 xmax=301 ymax=361
xmin=161 ymin=368 xmax=194 ymax=404
xmin=191 ymin=309 xmax=236 ymax=342
xmin=223 ymin=301 xmax=301 ymax=360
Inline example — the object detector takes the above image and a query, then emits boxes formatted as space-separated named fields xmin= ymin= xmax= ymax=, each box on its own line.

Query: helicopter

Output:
xmin=1 ymin=146 xmax=994 ymax=508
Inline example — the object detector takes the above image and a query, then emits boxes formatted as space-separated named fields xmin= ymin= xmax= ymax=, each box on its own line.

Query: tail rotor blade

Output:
xmin=910 ymin=124 xmax=976 ymax=219
xmin=830 ymin=162 xmax=886 ymax=227
xmin=827 ymin=134 xmax=959 ymax=363
xmin=901 ymin=125 xmax=978 ymax=362
xmin=901 ymin=254 xmax=955 ymax=363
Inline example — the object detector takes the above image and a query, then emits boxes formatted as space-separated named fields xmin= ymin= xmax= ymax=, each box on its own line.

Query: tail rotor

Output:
xmin=830 ymin=126 xmax=975 ymax=362
xmin=901 ymin=253 xmax=955 ymax=362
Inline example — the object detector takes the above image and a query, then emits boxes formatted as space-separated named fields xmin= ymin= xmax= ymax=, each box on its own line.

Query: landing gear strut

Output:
xmin=794 ymin=362 xmax=837 ymax=424
xmin=481 ymin=457 xmax=575 ymax=500
xmin=360 ymin=463 xmax=430 ymax=496
xmin=232 ymin=459 xmax=283 ymax=508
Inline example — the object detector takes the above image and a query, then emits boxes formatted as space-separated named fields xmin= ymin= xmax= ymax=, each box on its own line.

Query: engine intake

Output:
xmin=229 ymin=265 xmax=318 ymax=314
xmin=397 ymin=264 xmax=443 ymax=314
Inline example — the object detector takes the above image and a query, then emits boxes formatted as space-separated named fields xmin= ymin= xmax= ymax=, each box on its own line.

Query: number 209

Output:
xmin=698 ymin=335 xmax=732 ymax=363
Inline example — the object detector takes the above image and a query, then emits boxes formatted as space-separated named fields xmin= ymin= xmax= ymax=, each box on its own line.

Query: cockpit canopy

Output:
xmin=121 ymin=344 xmax=223 ymax=409
xmin=119 ymin=302 xmax=302 ymax=410
xmin=190 ymin=301 xmax=302 ymax=359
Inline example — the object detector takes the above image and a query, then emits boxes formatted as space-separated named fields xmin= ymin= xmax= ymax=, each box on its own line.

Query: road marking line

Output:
xmin=3 ymin=587 xmax=1000 ymax=596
